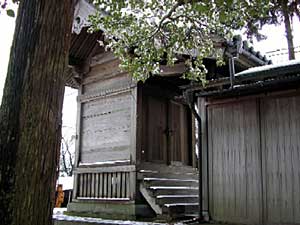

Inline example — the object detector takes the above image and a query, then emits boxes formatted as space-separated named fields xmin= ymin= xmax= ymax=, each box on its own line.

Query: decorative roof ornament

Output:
xmin=72 ymin=0 xmax=96 ymax=34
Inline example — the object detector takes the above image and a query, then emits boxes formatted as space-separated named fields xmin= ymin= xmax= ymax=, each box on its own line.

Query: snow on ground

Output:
xmin=53 ymin=208 xmax=68 ymax=215
xmin=57 ymin=176 xmax=74 ymax=190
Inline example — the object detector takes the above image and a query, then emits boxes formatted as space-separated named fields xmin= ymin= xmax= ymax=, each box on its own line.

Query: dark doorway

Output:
xmin=142 ymin=94 xmax=191 ymax=166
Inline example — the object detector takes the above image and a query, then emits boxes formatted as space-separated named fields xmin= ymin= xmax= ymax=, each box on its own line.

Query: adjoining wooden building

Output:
xmin=192 ymin=60 xmax=300 ymax=225
xmin=66 ymin=0 xmax=274 ymax=220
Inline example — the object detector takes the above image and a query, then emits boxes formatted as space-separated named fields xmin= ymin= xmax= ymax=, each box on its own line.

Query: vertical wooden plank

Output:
xmin=121 ymin=172 xmax=126 ymax=198
xmin=95 ymin=173 xmax=99 ymax=198
xmin=208 ymin=106 xmax=214 ymax=218
xmin=293 ymin=97 xmax=300 ymax=223
xmin=87 ymin=173 xmax=91 ymax=198
xmin=180 ymin=106 xmax=185 ymax=163
xmin=112 ymin=172 xmax=117 ymax=198
xmin=129 ymin=171 xmax=136 ymax=200
xmin=126 ymin=172 xmax=130 ymax=199
xmin=108 ymin=173 xmax=112 ymax=198
xmin=136 ymin=84 xmax=143 ymax=164
xmin=91 ymin=173 xmax=95 ymax=198
xmin=73 ymin=87 xmax=83 ymax=199
xmin=83 ymin=173 xmax=87 ymax=197
xmin=74 ymin=86 xmax=83 ymax=168
xmin=103 ymin=173 xmax=107 ymax=198
xmin=99 ymin=173 xmax=103 ymax=198
xmin=79 ymin=174 xmax=83 ymax=197
xmin=130 ymin=86 xmax=138 ymax=164
xmin=191 ymin=112 xmax=197 ymax=168
xmin=116 ymin=172 xmax=121 ymax=198
xmin=72 ymin=175 xmax=78 ymax=199
xmin=198 ymin=98 xmax=209 ymax=212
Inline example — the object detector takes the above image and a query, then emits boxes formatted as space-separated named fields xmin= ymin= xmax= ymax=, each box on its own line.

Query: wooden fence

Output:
xmin=73 ymin=165 xmax=135 ymax=201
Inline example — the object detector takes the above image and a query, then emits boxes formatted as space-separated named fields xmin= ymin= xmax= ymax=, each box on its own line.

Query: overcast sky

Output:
xmin=0 ymin=11 xmax=300 ymax=132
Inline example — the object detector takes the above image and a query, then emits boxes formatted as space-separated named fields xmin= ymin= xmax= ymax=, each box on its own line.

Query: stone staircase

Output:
xmin=138 ymin=164 xmax=199 ymax=219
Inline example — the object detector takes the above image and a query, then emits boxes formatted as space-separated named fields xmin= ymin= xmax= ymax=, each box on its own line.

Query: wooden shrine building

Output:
xmin=65 ymin=0 xmax=276 ymax=221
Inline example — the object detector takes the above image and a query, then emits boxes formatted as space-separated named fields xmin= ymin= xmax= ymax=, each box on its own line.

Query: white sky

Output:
xmin=0 ymin=10 xmax=299 ymax=132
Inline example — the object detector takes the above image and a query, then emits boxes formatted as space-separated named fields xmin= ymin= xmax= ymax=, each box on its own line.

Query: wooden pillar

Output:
xmin=130 ymin=84 xmax=138 ymax=202
xmin=198 ymin=97 xmax=209 ymax=214
xmin=72 ymin=84 xmax=84 ymax=200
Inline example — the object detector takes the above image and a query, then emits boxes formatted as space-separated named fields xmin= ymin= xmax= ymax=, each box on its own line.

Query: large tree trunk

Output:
xmin=281 ymin=0 xmax=295 ymax=60
xmin=0 ymin=1 xmax=74 ymax=225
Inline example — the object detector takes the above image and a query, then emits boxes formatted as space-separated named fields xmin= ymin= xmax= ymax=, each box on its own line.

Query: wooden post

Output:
xmin=130 ymin=85 xmax=138 ymax=165
xmin=198 ymin=97 xmax=209 ymax=216
xmin=73 ymin=86 xmax=83 ymax=200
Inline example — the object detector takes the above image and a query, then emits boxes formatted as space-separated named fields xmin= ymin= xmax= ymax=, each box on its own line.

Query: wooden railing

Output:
xmin=74 ymin=165 xmax=135 ymax=201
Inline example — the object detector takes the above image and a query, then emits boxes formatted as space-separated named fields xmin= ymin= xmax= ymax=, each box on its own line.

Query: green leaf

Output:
xmin=6 ymin=9 xmax=15 ymax=17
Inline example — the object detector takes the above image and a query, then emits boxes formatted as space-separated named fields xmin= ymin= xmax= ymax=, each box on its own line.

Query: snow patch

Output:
xmin=77 ymin=197 xmax=130 ymax=201
xmin=53 ymin=208 xmax=67 ymax=215
xmin=57 ymin=176 xmax=74 ymax=190
xmin=236 ymin=59 xmax=300 ymax=77
xmin=164 ymin=203 xmax=199 ymax=207
xmin=149 ymin=186 xmax=198 ymax=190
xmin=79 ymin=160 xmax=130 ymax=166
xmin=144 ymin=178 xmax=197 ymax=182
xmin=156 ymin=195 xmax=198 ymax=198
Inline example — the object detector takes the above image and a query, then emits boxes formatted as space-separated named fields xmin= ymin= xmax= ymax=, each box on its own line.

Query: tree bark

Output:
xmin=0 ymin=1 xmax=74 ymax=225
xmin=281 ymin=0 xmax=295 ymax=60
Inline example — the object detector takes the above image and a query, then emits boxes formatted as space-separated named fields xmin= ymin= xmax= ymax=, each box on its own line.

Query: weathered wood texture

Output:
xmin=169 ymin=101 xmax=189 ymax=164
xmin=144 ymin=96 xmax=168 ymax=163
xmin=76 ymin=171 xmax=134 ymax=200
xmin=73 ymin=52 xmax=137 ymax=202
xmin=80 ymin=92 xmax=132 ymax=163
xmin=208 ymin=100 xmax=262 ymax=224
xmin=198 ymin=98 xmax=209 ymax=212
xmin=206 ymin=93 xmax=300 ymax=225
xmin=261 ymin=95 xmax=300 ymax=224
xmin=78 ymin=56 xmax=136 ymax=164
xmin=0 ymin=1 xmax=73 ymax=225
xmin=140 ymin=94 xmax=191 ymax=165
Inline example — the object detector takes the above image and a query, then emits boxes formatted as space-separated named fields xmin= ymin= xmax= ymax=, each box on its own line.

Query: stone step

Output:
xmin=143 ymin=178 xmax=198 ymax=188
xmin=156 ymin=194 xmax=199 ymax=205
xmin=148 ymin=186 xmax=198 ymax=196
xmin=138 ymin=171 xmax=199 ymax=180
xmin=138 ymin=163 xmax=198 ymax=173
xmin=162 ymin=203 xmax=199 ymax=216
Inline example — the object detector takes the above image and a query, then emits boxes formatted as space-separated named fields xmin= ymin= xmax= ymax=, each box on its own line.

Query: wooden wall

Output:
xmin=261 ymin=95 xmax=300 ymax=224
xmin=77 ymin=53 xmax=137 ymax=165
xmin=207 ymin=100 xmax=262 ymax=224
xmin=72 ymin=52 xmax=137 ymax=201
xmin=204 ymin=92 xmax=300 ymax=225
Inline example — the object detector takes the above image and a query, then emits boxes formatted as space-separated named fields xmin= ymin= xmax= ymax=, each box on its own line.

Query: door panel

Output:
xmin=142 ymin=95 xmax=190 ymax=166
xmin=146 ymin=96 xmax=168 ymax=163
xmin=261 ymin=95 xmax=300 ymax=224
xmin=169 ymin=101 xmax=189 ymax=165
xmin=208 ymin=100 xmax=262 ymax=224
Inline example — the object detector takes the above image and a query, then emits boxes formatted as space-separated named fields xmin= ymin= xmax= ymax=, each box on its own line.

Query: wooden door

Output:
xmin=169 ymin=101 xmax=190 ymax=165
xmin=143 ymin=96 xmax=190 ymax=165
xmin=145 ymin=96 xmax=168 ymax=163
xmin=207 ymin=100 xmax=262 ymax=224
